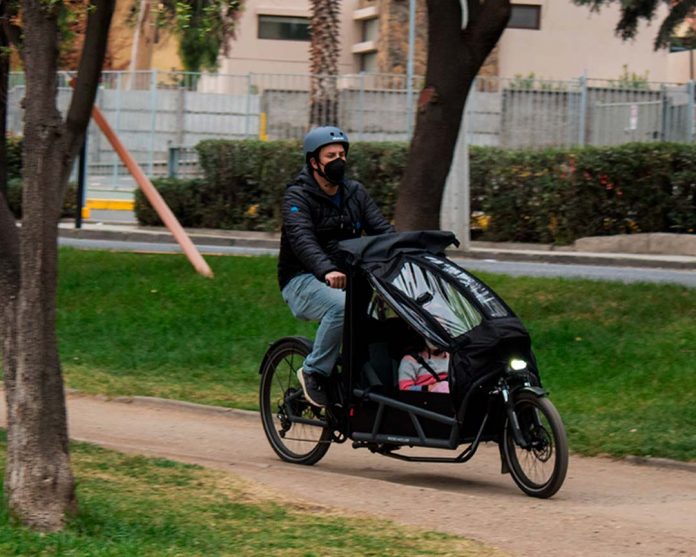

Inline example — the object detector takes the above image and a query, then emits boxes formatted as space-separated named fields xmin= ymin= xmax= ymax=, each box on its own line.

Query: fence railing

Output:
xmin=6 ymin=70 xmax=696 ymax=190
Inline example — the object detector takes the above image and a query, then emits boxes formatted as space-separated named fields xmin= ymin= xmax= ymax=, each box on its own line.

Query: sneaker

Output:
xmin=297 ymin=368 xmax=329 ymax=407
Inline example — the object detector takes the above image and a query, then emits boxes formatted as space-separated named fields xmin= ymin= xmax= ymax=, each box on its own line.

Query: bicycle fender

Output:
xmin=512 ymin=385 xmax=547 ymax=398
xmin=258 ymin=336 xmax=313 ymax=375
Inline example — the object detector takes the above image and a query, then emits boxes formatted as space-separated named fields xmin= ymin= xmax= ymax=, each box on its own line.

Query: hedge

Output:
xmin=6 ymin=135 xmax=22 ymax=181
xmin=470 ymin=143 xmax=696 ymax=243
xmin=135 ymin=140 xmax=405 ymax=230
xmin=3 ymin=137 xmax=78 ymax=219
xmin=137 ymin=140 xmax=695 ymax=243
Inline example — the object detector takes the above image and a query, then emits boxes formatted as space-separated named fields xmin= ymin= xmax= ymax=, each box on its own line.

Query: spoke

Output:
xmin=282 ymin=354 xmax=299 ymax=388
xmin=286 ymin=355 xmax=296 ymax=390
xmin=515 ymin=421 xmax=555 ymax=485
xmin=274 ymin=353 xmax=298 ymax=395
xmin=274 ymin=364 xmax=287 ymax=395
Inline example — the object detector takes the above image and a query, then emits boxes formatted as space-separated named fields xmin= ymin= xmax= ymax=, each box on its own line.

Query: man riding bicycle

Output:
xmin=278 ymin=126 xmax=394 ymax=407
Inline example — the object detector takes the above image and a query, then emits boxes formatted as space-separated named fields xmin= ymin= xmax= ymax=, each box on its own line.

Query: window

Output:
xmin=360 ymin=51 xmax=378 ymax=73
xmin=423 ymin=256 xmax=509 ymax=318
xmin=258 ymin=15 xmax=311 ymax=41
xmin=390 ymin=261 xmax=484 ymax=338
xmin=362 ymin=18 xmax=379 ymax=42
xmin=508 ymin=4 xmax=541 ymax=30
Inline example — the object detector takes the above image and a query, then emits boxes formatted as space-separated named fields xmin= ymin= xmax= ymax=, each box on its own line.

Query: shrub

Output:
xmin=348 ymin=142 xmax=407 ymax=223
xmin=470 ymin=143 xmax=696 ymax=243
xmin=6 ymin=178 xmax=78 ymax=219
xmin=196 ymin=139 xmax=303 ymax=230
xmin=135 ymin=140 xmax=405 ymax=230
xmin=6 ymin=135 xmax=22 ymax=181
xmin=135 ymin=140 xmax=696 ymax=243
xmin=3 ymin=137 xmax=76 ymax=219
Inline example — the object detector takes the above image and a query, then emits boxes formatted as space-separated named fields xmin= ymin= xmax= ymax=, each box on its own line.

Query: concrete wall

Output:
xmin=262 ymin=87 xmax=410 ymax=141
xmin=668 ymin=50 xmax=696 ymax=83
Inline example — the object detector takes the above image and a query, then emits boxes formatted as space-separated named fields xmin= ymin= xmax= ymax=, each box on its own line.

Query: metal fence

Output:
xmin=5 ymin=70 xmax=696 ymax=195
xmin=467 ymin=75 xmax=695 ymax=148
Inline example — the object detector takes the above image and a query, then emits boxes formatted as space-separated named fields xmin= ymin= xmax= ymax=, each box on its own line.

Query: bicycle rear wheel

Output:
xmin=502 ymin=392 xmax=568 ymax=498
xmin=259 ymin=336 xmax=332 ymax=465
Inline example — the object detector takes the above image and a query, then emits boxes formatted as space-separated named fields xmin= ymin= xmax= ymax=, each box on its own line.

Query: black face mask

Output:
xmin=320 ymin=158 xmax=346 ymax=185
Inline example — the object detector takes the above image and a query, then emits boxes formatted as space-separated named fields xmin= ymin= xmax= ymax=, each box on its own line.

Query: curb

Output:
xmin=59 ymin=227 xmax=280 ymax=250
xmin=67 ymin=390 xmax=696 ymax=474
xmin=623 ymin=455 xmax=696 ymax=474
xmin=58 ymin=227 xmax=696 ymax=270
xmin=65 ymin=388 xmax=258 ymax=422
xmin=449 ymin=248 xmax=696 ymax=270
xmin=112 ymin=395 xmax=260 ymax=422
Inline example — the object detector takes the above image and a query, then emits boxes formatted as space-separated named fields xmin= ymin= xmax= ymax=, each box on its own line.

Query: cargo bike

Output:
xmin=260 ymin=231 xmax=568 ymax=498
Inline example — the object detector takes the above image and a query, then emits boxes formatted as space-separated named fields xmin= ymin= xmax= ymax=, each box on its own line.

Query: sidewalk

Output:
xmin=57 ymin=221 xmax=696 ymax=271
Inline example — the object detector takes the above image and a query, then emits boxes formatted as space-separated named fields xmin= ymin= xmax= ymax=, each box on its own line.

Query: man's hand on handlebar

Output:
xmin=325 ymin=271 xmax=346 ymax=289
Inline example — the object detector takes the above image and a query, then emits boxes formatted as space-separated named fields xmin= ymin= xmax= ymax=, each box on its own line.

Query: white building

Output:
xmin=214 ymin=0 xmax=686 ymax=83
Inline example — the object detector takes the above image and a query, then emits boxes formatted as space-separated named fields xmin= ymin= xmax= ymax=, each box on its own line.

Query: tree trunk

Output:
xmin=3 ymin=0 xmax=76 ymax=531
xmin=394 ymin=0 xmax=510 ymax=231
xmin=0 ymin=13 xmax=10 ymax=199
xmin=128 ymin=0 xmax=155 ymax=89
xmin=309 ymin=0 xmax=341 ymax=127
xmin=0 ymin=0 xmax=115 ymax=532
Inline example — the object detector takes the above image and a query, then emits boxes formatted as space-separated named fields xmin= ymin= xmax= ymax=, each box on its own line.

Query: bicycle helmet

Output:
xmin=303 ymin=126 xmax=349 ymax=163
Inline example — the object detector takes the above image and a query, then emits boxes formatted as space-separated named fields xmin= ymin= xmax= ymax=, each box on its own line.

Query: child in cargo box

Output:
xmin=398 ymin=342 xmax=450 ymax=393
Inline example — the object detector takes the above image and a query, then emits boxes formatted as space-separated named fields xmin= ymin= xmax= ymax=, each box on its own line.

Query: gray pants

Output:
xmin=281 ymin=273 xmax=345 ymax=377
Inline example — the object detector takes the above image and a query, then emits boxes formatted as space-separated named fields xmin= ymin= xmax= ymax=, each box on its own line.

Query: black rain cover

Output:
xmin=448 ymin=319 xmax=538 ymax=405
xmin=338 ymin=231 xmax=540 ymax=404
xmin=337 ymin=230 xmax=459 ymax=268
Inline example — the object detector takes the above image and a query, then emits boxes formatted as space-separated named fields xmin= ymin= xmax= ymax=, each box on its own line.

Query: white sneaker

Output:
xmin=297 ymin=367 xmax=328 ymax=407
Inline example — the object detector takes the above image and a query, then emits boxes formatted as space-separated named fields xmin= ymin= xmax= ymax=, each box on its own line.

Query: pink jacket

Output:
xmin=398 ymin=350 xmax=449 ymax=392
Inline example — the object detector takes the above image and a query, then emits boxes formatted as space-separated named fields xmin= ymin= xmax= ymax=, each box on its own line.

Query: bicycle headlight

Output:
xmin=509 ymin=358 xmax=528 ymax=371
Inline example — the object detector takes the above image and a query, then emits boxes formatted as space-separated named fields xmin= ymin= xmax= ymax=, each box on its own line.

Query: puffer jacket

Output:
xmin=278 ymin=166 xmax=394 ymax=290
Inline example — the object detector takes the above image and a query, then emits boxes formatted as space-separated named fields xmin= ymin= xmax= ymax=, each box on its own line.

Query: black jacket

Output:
xmin=278 ymin=167 xmax=394 ymax=290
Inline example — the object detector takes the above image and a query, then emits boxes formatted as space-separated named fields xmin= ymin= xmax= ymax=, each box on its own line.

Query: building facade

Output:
xmin=215 ymin=0 xmax=684 ymax=83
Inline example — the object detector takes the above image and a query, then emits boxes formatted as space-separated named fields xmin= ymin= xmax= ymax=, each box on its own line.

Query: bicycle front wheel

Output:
xmin=259 ymin=336 xmax=332 ymax=465
xmin=502 ymin=392 xmax=568 ymax=498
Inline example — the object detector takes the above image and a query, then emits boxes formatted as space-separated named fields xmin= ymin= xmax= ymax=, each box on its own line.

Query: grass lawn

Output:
xmin=0 ymin=437 xmax=499 ymax=557
xmin=55 ymin=249 xmax=695 ymax=461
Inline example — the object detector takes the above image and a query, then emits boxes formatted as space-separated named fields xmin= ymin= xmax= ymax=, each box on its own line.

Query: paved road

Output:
xmin=1 ymin=393 xmax=693 ymax=557
xmin=58 ymin=236 xmax=696 ymax=287
xmin=452 ymin=257 xmax=696 ymax=287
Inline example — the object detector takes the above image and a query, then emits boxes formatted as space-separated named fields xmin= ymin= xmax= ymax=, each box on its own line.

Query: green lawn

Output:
xmin=0 ymin=437 xmax=499 ymax=557
xmin=55 ymin=249 xmax=695 ymax=461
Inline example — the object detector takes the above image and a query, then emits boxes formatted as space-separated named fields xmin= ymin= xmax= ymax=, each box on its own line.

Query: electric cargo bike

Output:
xmin=259 ymin=231 xmax=569 ymax=498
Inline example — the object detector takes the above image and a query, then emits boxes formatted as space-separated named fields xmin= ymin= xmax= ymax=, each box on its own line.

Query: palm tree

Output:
xmin=309 ymin=0 xmax=341 ymax=127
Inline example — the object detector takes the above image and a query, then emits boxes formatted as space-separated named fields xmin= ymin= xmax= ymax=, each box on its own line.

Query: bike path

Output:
xmin=2 ymin=391 xmax=693 ymax=557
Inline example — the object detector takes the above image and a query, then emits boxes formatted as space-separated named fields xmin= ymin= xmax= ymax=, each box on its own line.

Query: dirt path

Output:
xmin=2 ymin=393 xmax=694 ymax=556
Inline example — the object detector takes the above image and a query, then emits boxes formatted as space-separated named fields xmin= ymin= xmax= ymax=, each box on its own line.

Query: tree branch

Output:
xmin=64 ymin=0 xmax=115 ymax=159
xmin=464 ymin=0 xmax=510 ymax=67
xmin=466 ymin=0 xmax=481 ymax=27
xmin=426 ymin=0 xmax=463 ymax=44
xmin=654 ymin=0 xmax=696 ymax=49
xmin=424 ymin=0 xmax=465 ymax=85
xmin=614 ymin=0 xmax=659 ymax=42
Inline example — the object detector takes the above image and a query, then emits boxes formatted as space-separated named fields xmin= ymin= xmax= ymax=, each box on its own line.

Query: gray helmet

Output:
xmin=303 ymin=126 xmax=349 ymax=162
